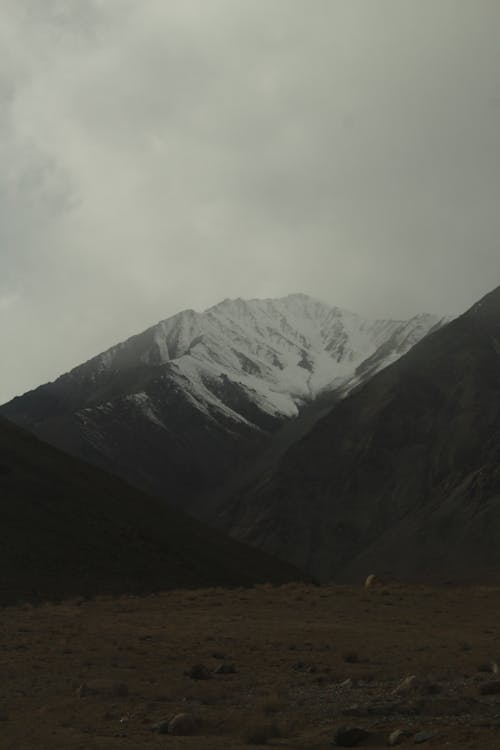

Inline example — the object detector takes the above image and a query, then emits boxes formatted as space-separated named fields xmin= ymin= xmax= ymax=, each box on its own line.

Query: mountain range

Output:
xmin=6 ymin=288 xmax=500 ymax=586
xmin=1 ymin=294 xmax=446 ymax=511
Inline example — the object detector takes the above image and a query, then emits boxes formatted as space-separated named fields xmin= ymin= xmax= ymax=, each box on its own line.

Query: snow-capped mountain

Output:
xmin=1 ymin=294 xmax=448 ymax=506
xmin=214 ymin=286 xmax=500 ymax=583
xmin=75 ymin=293 xmax=446 ymax=426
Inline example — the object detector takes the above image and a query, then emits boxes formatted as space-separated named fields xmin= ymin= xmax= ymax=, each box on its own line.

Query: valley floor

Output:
xmin=1 ymin=583 xmax=500 ymax=749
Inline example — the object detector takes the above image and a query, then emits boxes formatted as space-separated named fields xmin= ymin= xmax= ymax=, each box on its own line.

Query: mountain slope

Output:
xmin=216 ymin=287 xmax=500 ymax=583
xmin=0 ymin=416 xmax=304 ymax=604
xmin=1 ymin=294 xmax=445 ymax=507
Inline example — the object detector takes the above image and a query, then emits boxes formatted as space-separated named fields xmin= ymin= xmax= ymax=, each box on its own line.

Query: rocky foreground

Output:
xmin=1 ymin=584 xmax=500 ymax=749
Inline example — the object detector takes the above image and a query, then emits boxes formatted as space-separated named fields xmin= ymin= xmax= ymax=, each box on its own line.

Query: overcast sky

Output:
xmin=1 ymin=0 xmax=500 ymax=403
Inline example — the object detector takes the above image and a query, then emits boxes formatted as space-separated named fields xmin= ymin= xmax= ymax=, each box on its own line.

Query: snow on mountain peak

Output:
xmin=82 ymin=294 xmax=448 ymax=430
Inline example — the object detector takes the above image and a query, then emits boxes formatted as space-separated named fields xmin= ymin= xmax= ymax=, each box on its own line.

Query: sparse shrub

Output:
xmin=342 ymin=650 xmax=359 ymax=663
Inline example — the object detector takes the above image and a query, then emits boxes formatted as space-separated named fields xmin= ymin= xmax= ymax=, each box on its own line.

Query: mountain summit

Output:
xmin=1 ymin=294 xmax=446 ymax=507
xmin=216 ymin=287 xmax=500 ymax=582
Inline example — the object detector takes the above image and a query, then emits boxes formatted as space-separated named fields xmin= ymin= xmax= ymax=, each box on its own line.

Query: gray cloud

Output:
xmin=1 ymin=0 xmax=500 ymax=402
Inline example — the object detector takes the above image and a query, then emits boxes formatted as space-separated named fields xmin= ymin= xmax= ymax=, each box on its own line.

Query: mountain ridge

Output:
xmin=215 ymin=287 xmax=500 ymax=582
xmin=1 ymin=294 xmax=447 ymax=510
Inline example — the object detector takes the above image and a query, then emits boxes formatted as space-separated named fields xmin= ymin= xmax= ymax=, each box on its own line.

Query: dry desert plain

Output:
xmin=1 ymin=583 xmax=500 ymax=749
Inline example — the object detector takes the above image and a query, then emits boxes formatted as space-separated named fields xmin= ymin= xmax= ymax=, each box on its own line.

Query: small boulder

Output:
xmin=393 ymin=675 xmax=419 ymax=695
xmin=77 ymin=679 xmax=129 ymax=698
xmin=364 ymin=574 xmax=382 ymax=589
xmin=333 ymin=726 xmax=373 ymax=747
xmin=168 ymin=712 xmax=199 ymax=736
xmin=413 ymin=730 xmax=437 ymax=744
xmin=389 ymin=729 xmax=411 ymax=745
xmin=151 ymin=719 xmax=170 ymax=734
xmin=340 ymin=678 xmax=354 ymax=689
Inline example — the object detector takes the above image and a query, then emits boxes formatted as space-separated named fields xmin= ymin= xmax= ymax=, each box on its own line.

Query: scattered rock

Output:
xmin=292 ymin=660 xmax=317 ymax=673
xmin=492 ymin=660 xmax=499 ymax=675
xmin=389 ymin=729 xmax=411 ymax=745
xmin=168 ymin=712 xmax=199 ymax=736
xmin=413 ymin=730 xmax=437 ymax=744
xmin=333 ymin=726 xmax=373 ymax=747
xmin=151 ymin=719 xmax=170 ymax=734
xmin=364 ymin=574 xmax=382 ymax=589
xmin=342 ymin=704 xmax=364 ymax=717
xmin=340 ymin=678 xmax=354 ymax=689
xmin=77 ymin=679 xmax=129 ymax=698
xmin=393 ymin=675 xmax=420 ymax=695
xmin=479 ymin=680 xmax=500 ymax=695
xmin=213 ymin=663 xmax=237 ymax=675
xmin=185 ymin=663 xmax=212 ymax=680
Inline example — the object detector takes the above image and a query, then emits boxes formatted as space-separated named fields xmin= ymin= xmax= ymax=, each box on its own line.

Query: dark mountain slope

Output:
xmin=0 ymin=417 xmax=303 ymax=605
xmin=0 ymin=361 xmax=271 ymax=506
xmin=217 ymin=287 xmax=500 ymax=582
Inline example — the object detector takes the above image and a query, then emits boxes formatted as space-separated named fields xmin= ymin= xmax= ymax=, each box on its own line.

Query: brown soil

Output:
xmin=1 ymin=583 xmax=500 ymax=749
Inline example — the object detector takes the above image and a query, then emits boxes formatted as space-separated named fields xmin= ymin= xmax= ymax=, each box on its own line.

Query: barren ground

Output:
xmin=1 ymin=583 xmax=500 ymax=749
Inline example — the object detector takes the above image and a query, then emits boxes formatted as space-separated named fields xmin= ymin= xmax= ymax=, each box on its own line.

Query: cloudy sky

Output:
xmin=1 ymin=0 xmax=500 ymax=403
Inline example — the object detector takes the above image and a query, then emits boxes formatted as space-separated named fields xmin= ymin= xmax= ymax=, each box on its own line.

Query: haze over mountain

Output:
xmin=2 ymin=2 xmax=500 ymax=409
xmin=0 ymin=294 xmax=446 ymax=508
xmin=0 ymin=416 xmax=302 ymax=605
xmin=215 ymin=287 xmax=500 ymax=583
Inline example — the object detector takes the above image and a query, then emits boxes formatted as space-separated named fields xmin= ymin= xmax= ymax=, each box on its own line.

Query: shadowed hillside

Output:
xmin=0 ymin=417 xmax=303 ymax=604
xmin=217 ymin=287 xmax=500 ymax=582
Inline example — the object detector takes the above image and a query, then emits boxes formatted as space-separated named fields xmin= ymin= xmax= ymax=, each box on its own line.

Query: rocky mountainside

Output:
xmin=0 ymin=416 xmax=303 ymax=604
xmin=0 ymin=294 xmax=445 ymax=507
xmin=215 ymin=287 xmax=500 ymax=583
